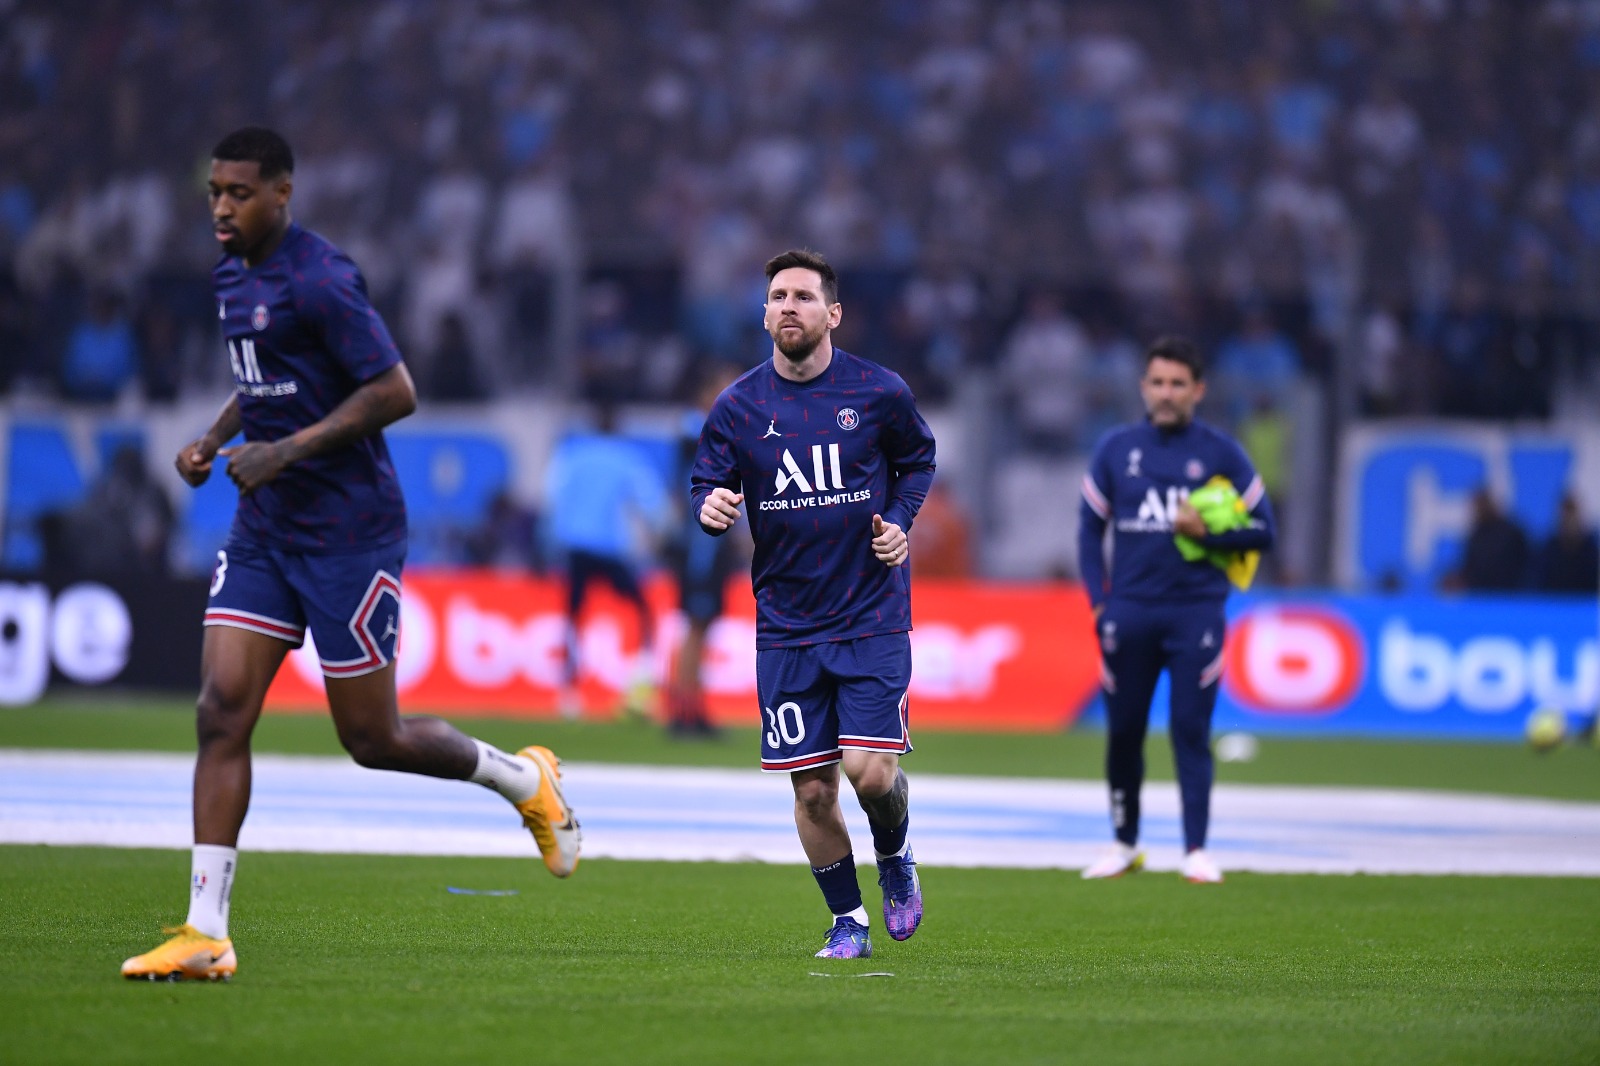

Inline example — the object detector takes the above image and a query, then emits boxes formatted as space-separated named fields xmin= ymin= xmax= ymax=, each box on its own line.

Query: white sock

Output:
xmin=469 ymin=738 xmax=541 ymax=805
xmin=185 ymin=844 xmax=237 ymax=940
xmin=837 ymin=906 xmax=869 ymax=926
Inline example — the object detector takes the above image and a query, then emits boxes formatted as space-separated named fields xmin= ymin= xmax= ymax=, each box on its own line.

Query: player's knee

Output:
xmin=852 ymin=765 xmax=895 ymax=799
xmin=194 ymin=687 xmax=257 ymax=750
xmin=792 ymin=776 xmax=838 ymax=820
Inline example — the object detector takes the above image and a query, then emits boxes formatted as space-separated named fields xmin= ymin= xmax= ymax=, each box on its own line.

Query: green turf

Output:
xmin=2 ymin=847 xmax=1595 ymax=1066
xmin=4 ymin=697 xmax=1599 ymax=801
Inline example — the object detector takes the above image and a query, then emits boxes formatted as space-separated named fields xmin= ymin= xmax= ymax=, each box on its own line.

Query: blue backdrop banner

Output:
xmin=1200 ymin=593 xmax=1598 ymax=738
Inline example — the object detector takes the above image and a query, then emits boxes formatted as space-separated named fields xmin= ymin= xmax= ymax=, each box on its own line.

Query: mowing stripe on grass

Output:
xmin=3 ymin=748 xmax=1599 ymax=875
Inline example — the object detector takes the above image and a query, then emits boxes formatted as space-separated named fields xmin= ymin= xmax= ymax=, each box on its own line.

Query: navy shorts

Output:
xmin=755 ymin=632 xmax=913 ymax=773
xmin=204 ymin=536 xmax=406 ymax=679
xmin=674 ymin=524 xmax=741 ymax=625
xmin=565 ymin=548 xmax=645 ymax=615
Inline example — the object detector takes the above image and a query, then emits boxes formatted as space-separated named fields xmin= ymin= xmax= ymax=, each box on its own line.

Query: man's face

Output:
xmin=1140 ymin=356 xmax=1206 ymax=428
xmin=764 ymin=267 xmax=840 ymax=360
xmin=208 ymin=159 xmax=290 ymax=258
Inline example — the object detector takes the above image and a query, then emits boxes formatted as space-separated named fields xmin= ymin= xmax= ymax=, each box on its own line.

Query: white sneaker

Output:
xmin=1180 ymin=848 xmax=1224 ymax=884
xmin=1081 ymin=843 xmax=1145 ymax=880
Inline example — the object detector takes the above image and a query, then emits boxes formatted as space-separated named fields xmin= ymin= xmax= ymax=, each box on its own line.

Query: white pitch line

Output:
xmin=2 ymin=749 xmax=1599 ymax=876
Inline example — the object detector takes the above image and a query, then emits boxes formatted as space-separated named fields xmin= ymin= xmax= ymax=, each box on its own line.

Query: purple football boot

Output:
xmin=876 ymin=848 xmax=923 ymax=941
xmin=814 ymin=917 xmax=872 ymax=959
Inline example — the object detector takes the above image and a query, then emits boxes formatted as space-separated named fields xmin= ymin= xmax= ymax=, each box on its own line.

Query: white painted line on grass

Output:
xmin=2 ymin=749 xmax=1598 ymax=876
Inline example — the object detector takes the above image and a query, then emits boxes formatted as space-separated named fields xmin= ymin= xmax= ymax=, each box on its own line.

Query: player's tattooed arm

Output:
xmin=221 ymin=364 xmax=418 ymax=494
xmin=175 ymin=395 xmax=243 ymax=487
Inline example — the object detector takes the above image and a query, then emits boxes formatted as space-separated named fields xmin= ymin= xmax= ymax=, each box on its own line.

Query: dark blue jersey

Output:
xmin=213 ymin=224 xmax=407 ymax=554
xmin=1077 ymin=418 xmax=1275 ymax=609
xmin=690 ymin=349 xmax=937 ymax=649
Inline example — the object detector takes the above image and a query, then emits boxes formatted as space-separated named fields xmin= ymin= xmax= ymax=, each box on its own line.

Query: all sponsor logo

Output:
xmin=228 ymin=337 xmax=297 ymax=396
xmin=760 ymin=445 xmax=871 ymax=510
xmin=1116 ymin=486 xmax=1188 ymax=532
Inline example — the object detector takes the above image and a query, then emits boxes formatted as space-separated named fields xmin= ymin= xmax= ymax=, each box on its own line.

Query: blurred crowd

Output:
xmin=5 ymin=0 xmax=1600 ymax=429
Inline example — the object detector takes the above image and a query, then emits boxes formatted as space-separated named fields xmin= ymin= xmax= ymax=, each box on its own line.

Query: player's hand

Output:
xmin=872 ymin=513 xmax=908 ymax=567
xmin=218 ymin=440 xmax=290 ymax=494
xmin=700 ymin=487 xmax=744 ymax=531
xmin=175 ymin=436 xmax=220 ymax=487
xmin=1173 ymin=500 xmax=1208 ymax=538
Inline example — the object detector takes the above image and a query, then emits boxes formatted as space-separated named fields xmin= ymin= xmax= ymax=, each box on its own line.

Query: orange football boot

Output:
xmin=122 ymin=925 xmax=236 ymax=981
xmin=514 ymin=746 xmax=581 ymax=877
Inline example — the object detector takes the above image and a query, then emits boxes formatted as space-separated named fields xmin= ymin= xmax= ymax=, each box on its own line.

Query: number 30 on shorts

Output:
xmin=764 ymin=702 xmax=806 ymax=747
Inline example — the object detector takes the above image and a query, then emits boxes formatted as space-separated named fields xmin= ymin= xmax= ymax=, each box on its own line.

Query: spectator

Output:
xmin=457 ymin=490 xmax=544 ymax=574
xmin=1446 ymin=488 xmax=1530 ymax=592
xmin=40 ymin=445 xmax=174 ymax=578
xmin=663 ymin=362 xmax=746 ymax=738
xmin=1076 ymin=313 xmax=1144 ymax=449
xmin=906 ymin=481 xmax=972 ymax=578
xmin=997 ymin=290 xmax=1089 ymax=454
xmin=1426 ymin=276 xmax=1500 ymax=418
xmin=543 ymin=404 xmax=669 ymax=718
xmin=60 ymin=290 xmax=139 ymax=402
xmin=1211 ymin=304 xmax=1300 ymax=424
xmin=1534 ymin=494 xmax=1600 ymax=594
xmin=422 ymin=312 xmax=492 ymax=401
xmin=3 ymin=1 xmax=1597 ymax=430
xmin=1357 ymin=302 xmax=1405 ymax=416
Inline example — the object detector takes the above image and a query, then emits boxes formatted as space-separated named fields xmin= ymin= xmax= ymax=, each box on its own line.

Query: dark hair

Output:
xmin=1144 ymin=334 xmax=1205 ymax=380
xmin=212 ymin=127 xmax=295 ymax=179
xmin=764 ymin=248 xmax=838 ymax=304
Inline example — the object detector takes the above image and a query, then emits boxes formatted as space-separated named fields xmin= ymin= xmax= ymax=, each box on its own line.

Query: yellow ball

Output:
xmin=1525 ymin=706 xmax=1566 ymax=752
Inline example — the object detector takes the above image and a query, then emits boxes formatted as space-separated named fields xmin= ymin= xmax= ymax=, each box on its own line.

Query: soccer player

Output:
xmin=691 ymin=249 xmax=936 ymax=959
xmin=1076 ymin=335 xmax=1275 ymax=884
xmin=121 ymin=128 xmax=580 ymax=982
xmin=543 ymin=402 xmax=667 ymax=718
xmin=665 ymin=362 xmax=745 ymax=737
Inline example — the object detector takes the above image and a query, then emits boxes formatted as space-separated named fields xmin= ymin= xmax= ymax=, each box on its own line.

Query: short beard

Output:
xmin=773 ymin=326 xmax=824 ymax=361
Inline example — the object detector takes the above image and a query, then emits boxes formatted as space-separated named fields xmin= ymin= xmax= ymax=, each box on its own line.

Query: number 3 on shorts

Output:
xmin=764 ymin=701 xmax=806 ymax=748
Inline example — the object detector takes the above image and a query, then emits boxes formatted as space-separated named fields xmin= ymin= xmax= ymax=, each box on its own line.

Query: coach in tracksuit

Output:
xmin=1076 ymin=335 xmax=1275 ymax=884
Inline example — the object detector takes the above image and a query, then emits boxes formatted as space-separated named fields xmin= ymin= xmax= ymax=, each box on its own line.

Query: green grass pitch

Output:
xmin=2 ymin=849 xmax=1597 ymax=1066
xmin=3 ymin=697 xmax=1599 ymax=1063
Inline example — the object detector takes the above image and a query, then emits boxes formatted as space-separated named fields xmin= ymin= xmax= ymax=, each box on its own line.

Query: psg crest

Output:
xmin=836 ymin=407 xmax=859 ymax=431
xmin=252 ymin=304 xmax=270 ymax=331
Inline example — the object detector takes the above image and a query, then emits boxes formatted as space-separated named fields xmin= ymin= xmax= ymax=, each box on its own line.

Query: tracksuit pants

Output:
xmin=1096 ymin=597 xmax=1227 ymax=852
